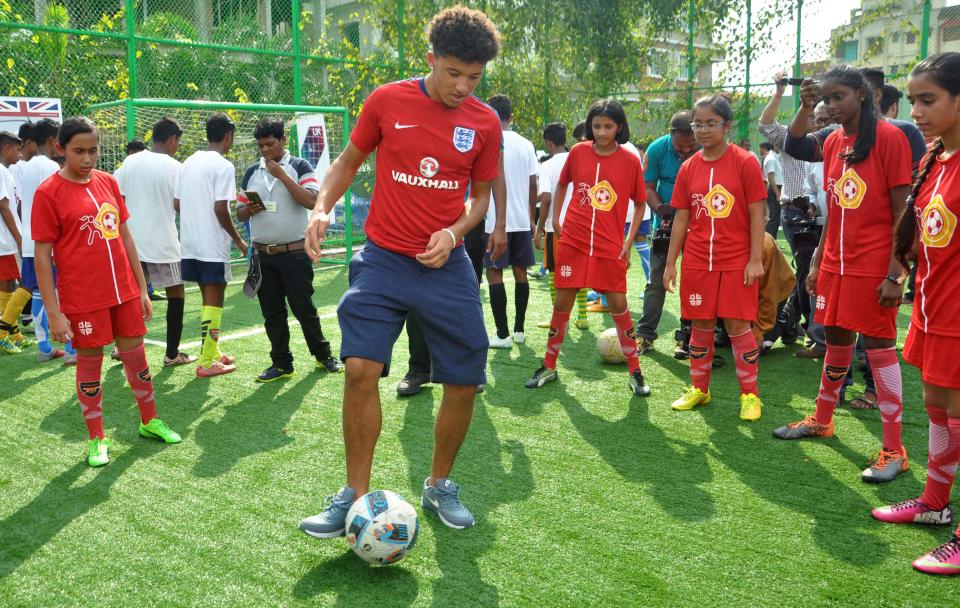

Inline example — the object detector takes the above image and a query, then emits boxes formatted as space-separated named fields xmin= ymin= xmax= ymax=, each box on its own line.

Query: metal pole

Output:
xmin=920 ymin=0 xmax=931 ymax=58
xmin=794 ymin=0 xmax=803 ymax=111
xmin=543 ymin=0 xmax=552 ymax=124
xmin=687 ymin=0 xmax=695 ymax=107
xmin=292 ymin=0 xmax=302 ymax=104
xmin=396 ymin=0 xmax=406 ymax=79
xmin=742 ymin=0 xmax=752 ymax=141
xmin=342 ymin=108 xmax=354 ymax=262
xmin=125 ymin=0 xmax=138 ymax=141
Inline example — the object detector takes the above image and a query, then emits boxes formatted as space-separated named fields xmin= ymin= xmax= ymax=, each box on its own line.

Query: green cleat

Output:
xmin=87 ymin=438 xmax=110 ymax=467
xmin=12 ymin=335 xmax=34 ymax=349
xmin=138 ymin=418 xmax=182 ymax=444
xmin=0 ymin=337 xmax=21 ymax=354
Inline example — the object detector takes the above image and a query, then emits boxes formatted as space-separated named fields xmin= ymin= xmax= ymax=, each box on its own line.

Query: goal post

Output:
xmin=85 ymin=98 xmax=366 ymax=265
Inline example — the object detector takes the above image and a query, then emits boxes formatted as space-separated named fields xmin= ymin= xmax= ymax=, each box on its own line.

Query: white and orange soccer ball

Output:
xmin=597 ymin=327 xmax=626 ymax=364
xmin=345 ymin=490 xmax=419 ymax=566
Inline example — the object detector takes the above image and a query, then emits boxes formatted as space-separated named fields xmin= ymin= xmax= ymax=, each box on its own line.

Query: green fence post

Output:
xmin=920 ymin=0 xmax=931 ymax=59
xmin=742 ymin=0 xmax=752 ymax=141
xmin=543 ymin=0 xmax=552 ymax=125
xmin=125 ymin=0 xmax=138 ymax=141
xmin=795 ymin=0 xmax=803 ymax=111
xmin=688 ymin=0 xmax=696 ymax=108
xmin=343 ymin=109 xmax=353 ymax=262
xmin=293 ymin=0 xmax=302 ymax=104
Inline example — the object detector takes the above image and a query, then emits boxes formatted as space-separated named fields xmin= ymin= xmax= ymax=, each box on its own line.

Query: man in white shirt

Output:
xmin=483 ymin=95 xmax=538 ymax=348
xmin=114 ymin=117 xmax=195 ymax=368
xmin=14 ymin=118 xmax=76 ymax=364
xmin=760 ymin=141 xmax=783 ymax=238
xmin=0 ymin=131 xmax=32 ymax=353
xmin=176 ymin=113 xmax=247 ymax=378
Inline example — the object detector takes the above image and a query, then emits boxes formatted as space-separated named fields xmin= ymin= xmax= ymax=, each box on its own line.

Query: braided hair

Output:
xmin=822 ymin=65 xmax=877 ymax=165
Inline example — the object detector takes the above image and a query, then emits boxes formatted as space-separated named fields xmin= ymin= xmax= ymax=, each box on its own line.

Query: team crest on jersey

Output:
xmin=587 ymin=180 xmax=617 ymax=212
xmin=834 ymin=168 xmax=867 ymax=210
xmin=79 ymin=203 xmax=121 ymax=245
xmin=452 ymin=126 xmax=476 ymax=152
xmin=920 ymin=194 xmax=957 ymax=248
xmin=419 ymin=157 xmax=440 ymax=178
xmin=703 ymin=184 xmax=734 ymax=219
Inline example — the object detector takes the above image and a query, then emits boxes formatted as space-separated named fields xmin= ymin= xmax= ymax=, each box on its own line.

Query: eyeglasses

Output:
xmin=691 ymin=122 xmax=724 ymax=132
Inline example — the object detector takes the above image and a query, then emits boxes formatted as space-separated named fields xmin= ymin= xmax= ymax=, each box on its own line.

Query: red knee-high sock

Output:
xmin=118 ymin=343 xmax=157 ymax=424
xmin=867 ymin=347 xmax=904 ymax=454
xmin=730 ymin=329 xmax=760 ymax=396
xmin=611 ymin=310 xmax=640 ymax=374
xmin=543 ymin=310 xmax=570 ymax=370
xmin=920 ymin=407 xmax=960 ymax=510
xmin=689 ymin=326 xmax=715 ymax=392
xmin=76 ymin=353 xmax=105 ymax=439
xmin=813 ymin=343 xmax=855 ymax=425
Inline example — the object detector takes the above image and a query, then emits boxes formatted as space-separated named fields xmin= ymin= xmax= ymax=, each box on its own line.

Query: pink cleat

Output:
xmin=913 ymin=535 xmax=960 ymax=575
xmin=196 ymin=361 xmax=237 ymax=378
xmin=871 ymin=498 xmax=953 ymax=526
xmin=219 ymin=354 xmax=236 ymax=366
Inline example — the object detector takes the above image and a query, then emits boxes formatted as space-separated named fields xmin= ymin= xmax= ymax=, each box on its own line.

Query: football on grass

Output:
xmin=597 ymin=327 xmax=626 ymax=364
xmin=346 ymin=490 xmax=420 ymax=565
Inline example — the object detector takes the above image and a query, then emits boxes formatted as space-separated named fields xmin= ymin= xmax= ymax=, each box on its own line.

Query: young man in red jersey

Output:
xmin=299 ymin=7 xmax=501 ymax=536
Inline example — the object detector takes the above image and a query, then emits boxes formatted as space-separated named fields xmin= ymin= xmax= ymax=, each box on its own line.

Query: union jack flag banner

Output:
xmin=0 ymin=97 xmax=63 ymax=133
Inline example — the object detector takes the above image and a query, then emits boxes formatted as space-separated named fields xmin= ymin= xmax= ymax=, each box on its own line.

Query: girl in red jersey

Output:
xmin=871 ymin=52 xmax=960 ymax=575
xmin=32 ymin=117 xmax=181 ymax=468
xmin=662 ymin=94 xmax=768 ymax=421
xmin=525 ymin=100 xmax=651 ymax=396
xmin=772 ymin=66 xmax=914 ymax=484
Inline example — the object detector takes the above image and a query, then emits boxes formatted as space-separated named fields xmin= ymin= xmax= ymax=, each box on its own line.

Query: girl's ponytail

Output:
xmin=894 ymin=138 xmax=944 ymax=268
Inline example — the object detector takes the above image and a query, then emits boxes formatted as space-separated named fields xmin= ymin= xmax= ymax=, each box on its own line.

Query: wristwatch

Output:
xmin=884 ymin=274 xmax=905 ymax=286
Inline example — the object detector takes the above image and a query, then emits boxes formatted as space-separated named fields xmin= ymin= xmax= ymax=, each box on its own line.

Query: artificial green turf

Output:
xmin=0 ymin=252 xmax=956 ymax=607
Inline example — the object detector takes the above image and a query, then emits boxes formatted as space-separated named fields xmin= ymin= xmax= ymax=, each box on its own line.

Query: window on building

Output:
xmin=906 ymin=31 xmax=917 ymax=44
xmin=892 ymin=32 xmax=900 ymax=42
xmin=839 ymin=40 xmax=858 ymax=62
xmin=341 ymin=21 xmax=361 ymax=49
xmin=647 ymin=49 xmax=669 ymax=78
xmin=944 ymin=25 xmax=960 ymax=42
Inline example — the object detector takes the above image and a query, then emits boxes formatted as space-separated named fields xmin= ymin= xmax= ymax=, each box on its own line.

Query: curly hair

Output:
xmin=429 ymin=6 xmax=500 ymax=64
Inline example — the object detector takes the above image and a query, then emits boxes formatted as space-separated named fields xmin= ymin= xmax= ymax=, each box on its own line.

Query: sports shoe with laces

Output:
xmin=913 ymin=535 xmax=960 ymax=575
xmin=525 ymin=364 xmax=557 ymax=388
xmin=673 ymin=339 xmax=689 ymax=360
xmin=257 ymin=366 xmax=294 ymax=383
xmin=196 ymin=360 xmax=236 ymax=378
xmin=629 ymin=369 xmax=651 ymax=396
xmin=139 ymin=418 xmax=182 ymax=444
xmin=637 ymin=336 xmax=654 ymax=355
xmin=63 ymin=352 xmax=77 ymax=366
xmin=164 ymin=352 xmax=198 ymax=367
xmin=739 ymin=393 xmax=763 ymax=421
xmin=87 ymin=438 xmax=110 ymax=467
xmin=772 ymin=415 xmax=834 ymax=440
xmin=299 ymin=486 xmax=356 ymax=538
xmin=0 ymin=337 xmax=21 ymax=354
xmin=397 ymin=373 xmax=430 ymax=396
xmin=872 ymin=498 xmax=953 ymax=526
xmin=512 ymin=332 xmax=526 ymax=345
xmin=671 ymin=386 xmax=711 ymax=411
xmin=37 ymin=348 xmax=65 ymax=363
xmin=586 ymin=301 xmax=608 ymax=313
xmin=574 ymin=318 xmax=590 ymax=330
xmin=11 ymin=334 xmax=33 ymax=349
xmin=317 ymin=355 xmax=344 ymax=373
xmin=861 ymin=448 xmax=909 ymax=483
xmin=489 ymin=334 xmax=513 ymax=349
xmin=422 ymin=477 xmax=475 ymax=529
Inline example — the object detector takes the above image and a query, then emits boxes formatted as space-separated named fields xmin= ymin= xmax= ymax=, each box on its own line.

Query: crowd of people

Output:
xmin=2 ymin=5 xmax=959 ymax=575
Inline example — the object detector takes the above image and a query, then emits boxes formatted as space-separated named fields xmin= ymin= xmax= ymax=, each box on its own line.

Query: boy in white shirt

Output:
xmin=176 ymin=113 xmax=247 ymax=377
xmin=0 ymin=131 xmax=31 ymax=353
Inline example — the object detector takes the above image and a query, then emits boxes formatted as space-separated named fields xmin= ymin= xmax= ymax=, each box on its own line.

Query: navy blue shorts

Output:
xmin=338 ymin=240 xmax=488 ymax=385
xmin=181 ymin=259 xmax=232 ymax=284
xmin=20 ymin=257 xmax=38 ymax=290
xmin=482 ymin=230 xmax=536 ymax=269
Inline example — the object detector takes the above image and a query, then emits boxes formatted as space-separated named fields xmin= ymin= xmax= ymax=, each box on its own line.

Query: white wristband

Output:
xmin=442 ymin=228 xmax=458 ymax=247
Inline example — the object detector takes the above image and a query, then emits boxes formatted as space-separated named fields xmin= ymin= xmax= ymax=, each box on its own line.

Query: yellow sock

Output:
xmin=0 ymin=291 xmax=10 ymax=339
xmin=199 ymin=305 xmax=224 ymax=366
xmin=548 ymin=272 xmax=555 ymax=303
xmin=576 ymin=289 xmax=588 ymax=320
xmin=3 ymin=287 xmax=31 ymax=340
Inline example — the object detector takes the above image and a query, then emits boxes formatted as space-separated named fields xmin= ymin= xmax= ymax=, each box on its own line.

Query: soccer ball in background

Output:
xmin=346 ymin=490 xmax=420 ymax=565
xmin=597 ymin=328 xmax=626 ymax=364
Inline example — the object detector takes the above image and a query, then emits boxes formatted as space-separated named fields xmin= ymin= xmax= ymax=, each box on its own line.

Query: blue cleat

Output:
xmin=299 ymin=486 xmax=356 ymax=538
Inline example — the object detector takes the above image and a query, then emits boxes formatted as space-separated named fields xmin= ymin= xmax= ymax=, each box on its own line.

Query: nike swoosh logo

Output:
xmin=395 ymin=122 xmax=417 ymax=129
xmin=425 ymin=496 xmax=440 ymax=508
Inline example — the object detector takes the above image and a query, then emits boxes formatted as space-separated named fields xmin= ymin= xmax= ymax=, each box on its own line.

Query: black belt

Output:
xmin=254 ymin=239 xmax=305 ymax=255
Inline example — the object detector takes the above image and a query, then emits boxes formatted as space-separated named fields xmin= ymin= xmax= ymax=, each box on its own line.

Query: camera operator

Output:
xmin=635 ymin=111 xmax=699 ymax=358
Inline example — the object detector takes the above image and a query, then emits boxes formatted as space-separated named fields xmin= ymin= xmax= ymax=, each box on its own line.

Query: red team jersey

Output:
xmin=557 ymin=142 xmax=646 ymax=259
xmin=671 ymin=144 xmax=767 ymax=272
xmin=350 ymin=78 xmax=501 ymax=258
xmin=820 ymin=120 xmax=912 ymax=277
xmin=31 ymin=171 xmax=139 ymax=314
xmin=911 ymin=151 xmax=960 ymax=338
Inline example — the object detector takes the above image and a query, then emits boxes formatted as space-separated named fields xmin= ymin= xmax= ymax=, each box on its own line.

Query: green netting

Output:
xmin=87 ymin=99 xmax=357 ymax=264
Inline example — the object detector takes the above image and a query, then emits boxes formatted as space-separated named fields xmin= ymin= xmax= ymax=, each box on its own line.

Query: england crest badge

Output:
xmin=453 ymin=126 xmax=476 ymax=153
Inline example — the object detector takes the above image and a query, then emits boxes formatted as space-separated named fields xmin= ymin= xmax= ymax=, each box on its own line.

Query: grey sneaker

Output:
xmin=422 ymin=477 xmax=474 ymax=529
xmin=63 ymin=351 xmax=77 ymax=366
xmin=299 ymin=486 xmax=356 ymax=538
xmin=629 ymin=369 xmax=651 ymax=396
xmin=397 ymin=373 xmax=430 ymax=396
xmin=637 ymin=336 xmax=654 ymax=355
xmin=36 ymin=348 xmax=65 ymax=363
xmin=525 ymin=364 xmax=557 ymax=388
xmin=861 ymin=448 xmax=909 ymax=483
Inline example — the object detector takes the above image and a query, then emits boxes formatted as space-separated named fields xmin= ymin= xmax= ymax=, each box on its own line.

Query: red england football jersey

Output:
xmin=556 ymin=142 xmax=646 ymax=259
xmin=31 ymin=171 xmax=139 ymax=314
xmin=350 ymin=78 xmax=501 ymax=257
xmin=821 ymin=120 xmax=912 ymax=277
xmin=671 ymin=144 xmax=768 ymax=272
xmin=912 ymin=150 xmax=960 ymax=338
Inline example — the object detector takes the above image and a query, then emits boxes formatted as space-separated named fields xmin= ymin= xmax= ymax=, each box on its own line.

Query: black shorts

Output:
xmin=545 ymin=231 xmax=557 ymax=272
xmin=482 ymin=230 xmax=536 ymax=269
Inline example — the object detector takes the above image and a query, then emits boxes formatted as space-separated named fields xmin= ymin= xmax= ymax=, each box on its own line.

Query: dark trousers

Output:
xmin=636 ymin=245 xmax=669 ymax=341
xmin=256 ymin=249 xmax=331 ymax=370
xmin=765 ymin=187 xmax=781 ymax=239
xmin=406 ymin=223 xmax=485 ymax=377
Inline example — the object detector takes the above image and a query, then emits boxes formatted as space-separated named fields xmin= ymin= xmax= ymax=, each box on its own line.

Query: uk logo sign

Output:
xmin=452 ymin=126 xmax=475 ymax=153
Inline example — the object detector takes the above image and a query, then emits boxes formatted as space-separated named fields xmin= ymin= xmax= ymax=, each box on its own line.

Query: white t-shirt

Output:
xmin=537 ymin=151 xmax=573 ymax=233
xmin=763 ymin=151 xmax=783 ymax=186
xmin=485 ymin=130 xmax=538 ymax=233
xmin=0 ymin=164 xmax=22 ymax=256
xmin=13 ymin=155 xmax=59 ymax=257
xmin=114 ymin=151 xmax=183 ymax=264
xmin=178 ymin=151 xmax=237 ymax=263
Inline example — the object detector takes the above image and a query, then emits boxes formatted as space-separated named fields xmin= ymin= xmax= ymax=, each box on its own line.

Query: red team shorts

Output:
xmin=0 ymin=254 xmax=19 ymax=280
xmin=554 ymin=242 xmax=627 ymax=293
xmin=65 ymin=297 xmax=146 ymax=349
xmin=679 ymin=267 xmax=759 ymax=321
xmin=814 ymin=269 xmax=897 ymax=340
xmin=903 ymin=326 xmax=960 ymax=389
